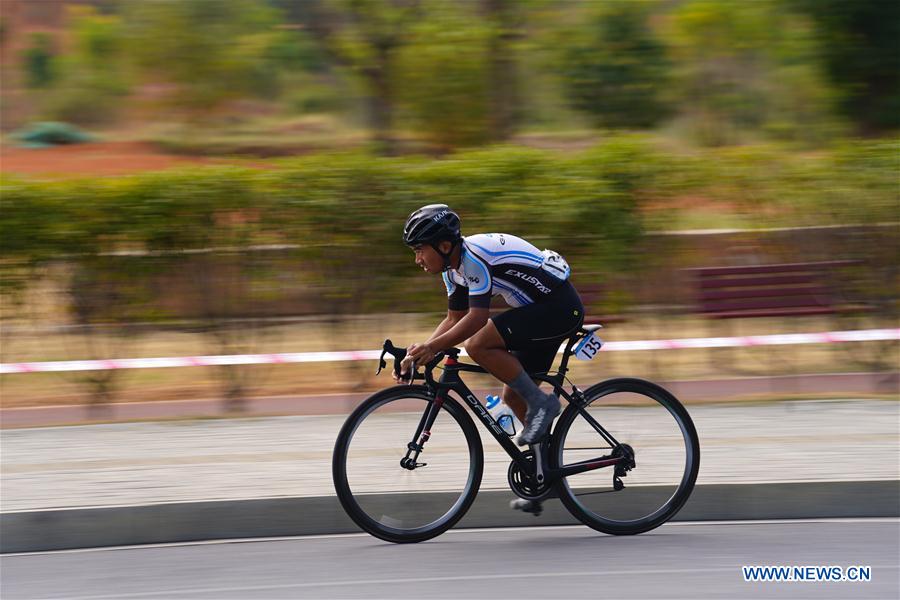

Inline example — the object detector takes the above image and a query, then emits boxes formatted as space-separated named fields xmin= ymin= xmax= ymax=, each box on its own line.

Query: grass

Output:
xmin=1 ymin=313 xmax=896 ymax=409
xmin=146 ymin=115 xmax=368 ymax=157
xmin=641 ymin=207 xmax=761 ymax=232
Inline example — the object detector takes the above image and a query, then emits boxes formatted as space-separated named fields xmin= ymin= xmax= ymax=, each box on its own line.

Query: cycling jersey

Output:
xmin=442 ymin=234 xmax=571 ymax=310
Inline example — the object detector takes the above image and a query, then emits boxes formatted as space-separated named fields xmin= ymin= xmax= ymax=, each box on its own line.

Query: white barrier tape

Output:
xmin=1 ymin=328 xmax=897 ymax=375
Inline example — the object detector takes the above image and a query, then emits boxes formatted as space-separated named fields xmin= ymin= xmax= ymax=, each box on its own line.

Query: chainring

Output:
xmin=508 ymin=450 xmax=553 ymax=501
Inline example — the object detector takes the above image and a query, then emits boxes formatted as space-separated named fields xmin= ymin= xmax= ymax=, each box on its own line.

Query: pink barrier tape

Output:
xmin=1 ymin=329 xmax=897 ymax=375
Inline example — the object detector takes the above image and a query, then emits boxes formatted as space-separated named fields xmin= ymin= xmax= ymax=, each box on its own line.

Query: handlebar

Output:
xmin=376 ymin=339 xmax=453 ymax=386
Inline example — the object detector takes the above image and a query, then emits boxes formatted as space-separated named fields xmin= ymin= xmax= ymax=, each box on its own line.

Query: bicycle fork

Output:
xmin=400 ymin=394 xmax=445 ymax=470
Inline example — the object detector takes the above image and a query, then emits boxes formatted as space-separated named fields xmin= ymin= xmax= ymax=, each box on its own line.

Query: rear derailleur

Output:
xmin=611 ymin=443 xmax=636 ymax=491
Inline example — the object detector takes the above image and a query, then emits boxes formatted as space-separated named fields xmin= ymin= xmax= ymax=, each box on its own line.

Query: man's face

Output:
xmin=412 ymin=243 xmax=444 ymax=274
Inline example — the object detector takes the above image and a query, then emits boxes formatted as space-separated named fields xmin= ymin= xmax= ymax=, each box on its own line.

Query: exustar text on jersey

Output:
xmin=504 ymin=269 xmax=551 ymax=294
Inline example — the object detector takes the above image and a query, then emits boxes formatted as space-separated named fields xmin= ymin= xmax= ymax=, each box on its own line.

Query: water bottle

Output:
xmin=485 ymin=394 xmax=520 ymax=436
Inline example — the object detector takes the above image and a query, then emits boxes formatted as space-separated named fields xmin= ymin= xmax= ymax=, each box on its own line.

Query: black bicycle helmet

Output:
xmin=403 ymin=204 xmax=461 ymax=246
xmin=403 ymin=204 xmax=462 ymax=270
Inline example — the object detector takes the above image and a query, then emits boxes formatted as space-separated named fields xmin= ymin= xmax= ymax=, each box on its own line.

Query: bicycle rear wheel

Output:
xmin=332 ymin=386 xmax=483 ymax=543
xmin=551 ymin=378 xmax=699 ymax=535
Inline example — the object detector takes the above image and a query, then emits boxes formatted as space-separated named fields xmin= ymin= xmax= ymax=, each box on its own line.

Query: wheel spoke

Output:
xmin=553 ymin=379 xmax=699 ymax=535
xmin=574 ymin=489 xmax=620 ymax=497
xmin=333 ymin=389 xmax=483 ymax=543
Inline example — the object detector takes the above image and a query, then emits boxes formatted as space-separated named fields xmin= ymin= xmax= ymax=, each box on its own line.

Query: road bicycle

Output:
xmin=332 ymin=324 xmax=700 ymax=543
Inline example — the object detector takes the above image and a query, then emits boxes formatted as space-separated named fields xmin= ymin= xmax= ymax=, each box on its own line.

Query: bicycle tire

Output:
xmin=551 ymin=377 xmax=700 ymax=535
xmin=332 ymin=385 xmax=484 ymax=543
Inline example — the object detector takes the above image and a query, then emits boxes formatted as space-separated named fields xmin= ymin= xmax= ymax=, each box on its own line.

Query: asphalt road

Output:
xmin=2 ymin=520 xmax=898 ymax=600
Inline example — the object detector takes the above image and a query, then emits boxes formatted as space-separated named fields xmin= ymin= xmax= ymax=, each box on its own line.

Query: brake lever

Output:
xmin=406 ymin=360 xmax=418 ymax=385
xmin=376 ymin=339 xmax=395 ymax=376
xmin=376 ymin=339 xmax=410 ymax=381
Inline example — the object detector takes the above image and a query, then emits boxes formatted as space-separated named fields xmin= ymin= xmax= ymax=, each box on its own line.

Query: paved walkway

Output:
xmin=1 ymin=399 xmax=897 ymax=512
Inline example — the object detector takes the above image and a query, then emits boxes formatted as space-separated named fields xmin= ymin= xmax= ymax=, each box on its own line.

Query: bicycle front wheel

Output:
xmin=551 ymin=378 xmax=699 ymax=535
xmin=332 ymin=386 xmax=483 ymax=543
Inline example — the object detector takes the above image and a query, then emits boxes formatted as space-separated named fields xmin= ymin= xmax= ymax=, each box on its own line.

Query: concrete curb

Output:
xmin=2 ymin=480 xmax=897 ymax=553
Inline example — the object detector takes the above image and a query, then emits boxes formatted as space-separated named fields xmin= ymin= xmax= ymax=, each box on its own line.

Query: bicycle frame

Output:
xmin=399 ymin=337 xmax=629 ymax=488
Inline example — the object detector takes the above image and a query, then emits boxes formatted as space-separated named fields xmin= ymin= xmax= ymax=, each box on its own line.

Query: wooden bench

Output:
xmin=687 ymin=261 xmax=857 ymax=320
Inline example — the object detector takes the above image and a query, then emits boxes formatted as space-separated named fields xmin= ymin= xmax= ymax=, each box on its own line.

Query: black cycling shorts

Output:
xmin=491 ymin=280 xmax=585 ymax=375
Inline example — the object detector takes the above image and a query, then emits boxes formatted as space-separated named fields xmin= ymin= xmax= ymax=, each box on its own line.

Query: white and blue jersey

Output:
xmin=442 ymin=234 xmax=571 ymax=310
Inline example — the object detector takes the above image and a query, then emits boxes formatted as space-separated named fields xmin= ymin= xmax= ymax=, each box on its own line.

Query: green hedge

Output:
xmin=1 ymin=137 xmax=896 ymax=316
xmin=0 ymin=142 xmax=651 ymax=314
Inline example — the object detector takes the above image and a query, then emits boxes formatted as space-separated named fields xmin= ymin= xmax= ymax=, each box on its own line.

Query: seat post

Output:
xmin=557 ymin=325 xmax=602 ymax=377
xmin=556 ymin=334 xmax=580 ymax=377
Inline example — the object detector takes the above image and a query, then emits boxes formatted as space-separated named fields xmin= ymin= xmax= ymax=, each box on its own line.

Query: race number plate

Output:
xmin=574 ymin=331 xmax=604 ymax=361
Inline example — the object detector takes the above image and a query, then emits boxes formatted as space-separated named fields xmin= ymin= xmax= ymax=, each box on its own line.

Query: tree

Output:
xmin=44 ymin=6 xmax=130 ymax=126
xmin=792 ymin=0 xmax=900 ymax=133
xmin=559 ymin=1 xmax=672 ymax=129
xmin=295 ymin=0 xmax=422 ymax=155
xmin=481 ymin=0 xmax=524 ymax=142
xmin=395 ymin=4 xmax=492 ymax=148
xmin=669 ymin=0 xmax=836 ymax=146
xmin=280 ymin=0 xmax=525 ymax=150
xmin=669 ymin=0 xmax=772 ymax=145
xmin=124 ymin=0 xmax=286 ymax=122
xmin=22 ymin=33 xmax=57 ymax=89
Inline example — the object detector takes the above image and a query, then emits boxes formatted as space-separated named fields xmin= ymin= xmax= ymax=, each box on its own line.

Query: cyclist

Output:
xmin=396 ymin=204 xmax=585 ymax=448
